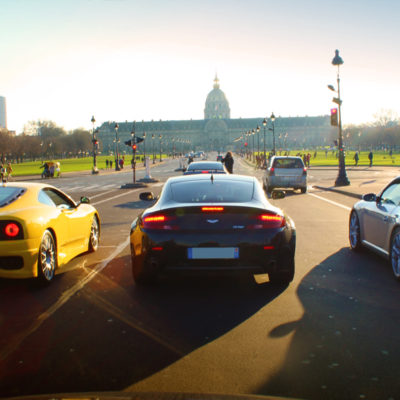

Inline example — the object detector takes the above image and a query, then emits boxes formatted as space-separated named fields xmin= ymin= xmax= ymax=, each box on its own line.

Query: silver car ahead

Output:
xmin=349 ymin=176 xmax=400 ymax=280
xmin=263 ymin=156 xmax=307 ymax=194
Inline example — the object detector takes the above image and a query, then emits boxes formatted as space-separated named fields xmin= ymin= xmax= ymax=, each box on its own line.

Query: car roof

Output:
xmin=188 ymin=161 xmax=224 ymax=168
xmin=167 ymin=173 xmax=256 ymax=185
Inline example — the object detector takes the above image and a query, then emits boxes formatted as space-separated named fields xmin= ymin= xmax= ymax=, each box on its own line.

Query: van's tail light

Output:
xmin=247 ymin=213 xmax=286 ymax=229
xmin=269 ymin=167 xmax=275 ymax=176
xmin=0 ymin=221 xmax=24 ymax=240
xmin=142 ymin=214 xmax=178 ymax=230
xmin=303 ymin=168 xmax=307 ymax=176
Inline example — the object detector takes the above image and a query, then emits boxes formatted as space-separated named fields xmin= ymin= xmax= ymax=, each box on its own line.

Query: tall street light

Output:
xmin=262 ymin=118 xmax=267 ymax=159
xmin=256 ymin=125 xmax=260 ymax=158
xmin=159 ymin=134 xmax=162 ymax=162
xmin=152 ymin=134 xmax=155 ymax=164
xmin=114 ymin=123 xmax=120 ymax=171
xmin=91 ymin=115 xmax=98 ymax=174
xmin=143 ymin=132 xmax=146 ymax=165
xmin=270 ymin=113 xmax=276 ymax=155
xmin=252 ymin=129 xmax=255 ymax=162
xmin=330 ymin=49 xmax=350 ymax=186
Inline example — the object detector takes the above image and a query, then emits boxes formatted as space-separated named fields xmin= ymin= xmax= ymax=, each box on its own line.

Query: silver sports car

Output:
xmin=349 ymin=177 xmax=400 ymax=280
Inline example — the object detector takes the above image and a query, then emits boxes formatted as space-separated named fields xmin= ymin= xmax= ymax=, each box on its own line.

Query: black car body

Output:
xmin=183 ymin=161 xmax=228 ymax=175
xmin=130 ymin=174 xmax=296 ymax=285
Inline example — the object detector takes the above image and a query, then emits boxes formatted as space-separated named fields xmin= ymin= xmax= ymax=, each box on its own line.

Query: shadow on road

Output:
xmin=258 ymin=247 xmax=400 ymax=400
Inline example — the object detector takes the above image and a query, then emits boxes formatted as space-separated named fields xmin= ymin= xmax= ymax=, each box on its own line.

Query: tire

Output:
xmin=349 ymin=211 xmax=362 ymax=251
xmin=390 ymin=228 xmax=400 ymax=280
xmin=267 ymin=186 xmax=273 ymax=194
xmin=300 ymin=187 xmax=307 ymax=193
xmin=88 ymin=216 xmax=100 ymax=252
xmin=38 ymin=230 xmax=57 ymax=283
xmin=269 ymin=251 xmax=295 ymax=284
xmin=131 ymin=246 xmax=157 ymax=285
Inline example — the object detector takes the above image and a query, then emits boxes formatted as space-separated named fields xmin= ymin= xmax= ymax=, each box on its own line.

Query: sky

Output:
xmin=1 ymin=0 xmax=400 ymax=133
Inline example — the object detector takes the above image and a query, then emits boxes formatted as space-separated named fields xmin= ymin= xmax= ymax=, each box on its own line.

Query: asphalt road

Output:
xmin=1 ymin=156 xmax=400 ymax=400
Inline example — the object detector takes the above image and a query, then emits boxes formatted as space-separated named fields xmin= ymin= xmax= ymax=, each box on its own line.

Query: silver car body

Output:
xmin=263 ymin=156 xmax=307 ymax=193
xmin=350 ymin=176 xmax=400 ymax=279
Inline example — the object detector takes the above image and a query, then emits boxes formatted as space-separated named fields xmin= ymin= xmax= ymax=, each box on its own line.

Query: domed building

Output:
xmin=204 ymin=75 xmax=230 ymax=120
xmin=98 ymin=76 xmax=332 ymax=155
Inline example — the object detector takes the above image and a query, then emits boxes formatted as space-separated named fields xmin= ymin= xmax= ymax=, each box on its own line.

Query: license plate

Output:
xmin=188 ymin=247 xmax=239 ymax=259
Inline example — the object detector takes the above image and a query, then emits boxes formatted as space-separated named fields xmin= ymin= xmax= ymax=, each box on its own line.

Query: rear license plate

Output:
xmin=188 ymin=247 xmax=239 ymax=259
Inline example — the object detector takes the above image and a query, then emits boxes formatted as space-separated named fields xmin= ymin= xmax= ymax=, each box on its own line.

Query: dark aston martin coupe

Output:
xmin=130 ymin=174 xmax=296 ymax=285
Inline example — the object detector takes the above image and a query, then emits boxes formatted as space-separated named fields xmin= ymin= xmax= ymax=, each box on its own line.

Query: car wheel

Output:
xmin=349 ymin=211 xmax=362 ymax=251
xmin=269 ymin=251 xmax=295 ymax=284
xmin=300 ymin=187 xmax=307 ymax=193
xmin=88 ymin=216 xmax=100 ymax=252
xmin=267 ymin=186 xmax=273 ymax=194
xmin=38 ymin=230 xmax=57 ymax=283
xmin=131 ymin=247 xmax=157 ymax=285
xmin=390 ymin=228 xmax=400 ymax=280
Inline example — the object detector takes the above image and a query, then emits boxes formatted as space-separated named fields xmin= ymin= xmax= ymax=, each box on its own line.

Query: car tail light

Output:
xmin=202 ymin=206 xmax=224 ymax=212
xmin=142 ymin=214 xmax=178 ymax=230
xmin=201 ymin=170 xmax=209 ymax=173
xmin=269 ymin=167 xmax=275 ymax=176
xmin=248 ymin=213 xmax=286 ymax=229
xmin=5 ymin=223 xmax=20 ymax=237
xmin=303 ymin=168 xmax=307 ymax=176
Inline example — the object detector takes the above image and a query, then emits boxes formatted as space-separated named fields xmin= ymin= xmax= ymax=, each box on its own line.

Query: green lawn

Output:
xmin=6 ymin=151 xmax=399 ymax=176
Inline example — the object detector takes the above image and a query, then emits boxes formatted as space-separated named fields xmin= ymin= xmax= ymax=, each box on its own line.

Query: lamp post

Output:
xmin=159 ymin=134 xmax=162 ymax=162
xmin=270 ymin=112 xmax=276 ymax=155
xmin=91 ymin=115 xmax=98 ymax=174
xmin=152 ymin=134 xmax=155 ymax=163
xmin=330 ymin=49 xmax=350 ymax=186
xmin=252 ymin=129 xmax=255 ymax=162
xmin=256 ymin=125 xmax=260 ymax=158
xmin=143 ymin=132 xmax=146 ymax=165
xmin=262 ymin=118 xmax=267 ymax=159
xmin=131 ymin=122 xmax=136 ymax=183
xmin=114 ymin=123 xmax=120 ymax=171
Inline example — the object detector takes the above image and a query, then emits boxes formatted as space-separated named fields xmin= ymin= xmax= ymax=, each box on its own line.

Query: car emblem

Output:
xmin=207 ymin=219 xmax=219 ymax=223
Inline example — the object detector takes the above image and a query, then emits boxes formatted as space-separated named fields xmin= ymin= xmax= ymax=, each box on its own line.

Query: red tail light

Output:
xmin=5 ymin=223 xmax=20 ymax=238
xmin=303 ymin=168 xmax=307 ymax=176
xmin=202 ymin=206 xmax=224 ymax=212
xmin=269 ymin=167 xmax=275 ymax=176
xmin=143 ymin=214 xmax=178 ymax=230
xmin=248 ymin=213 xmax=286 ymax=229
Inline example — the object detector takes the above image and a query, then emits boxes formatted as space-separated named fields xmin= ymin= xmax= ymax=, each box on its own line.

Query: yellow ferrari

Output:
xmin=0 ymin=182 xmax=100 ymax=283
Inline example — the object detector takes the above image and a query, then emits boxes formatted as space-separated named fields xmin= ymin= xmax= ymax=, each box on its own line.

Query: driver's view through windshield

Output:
xmin=1 ymin=1 xmax=400 ymax=400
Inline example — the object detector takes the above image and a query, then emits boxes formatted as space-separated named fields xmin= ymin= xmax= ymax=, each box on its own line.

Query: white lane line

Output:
xmin=67 ymin=185 xmax=85 ymax=191
xmin=90 ymin=189 xmax=118 ymax=199
xmin=92 ymin=189 xmax=139 ymax=206
xmin=0 ymin=238 xmax=130 ymax=361
xmin=308 ymin=192 xmax=351 ymax=211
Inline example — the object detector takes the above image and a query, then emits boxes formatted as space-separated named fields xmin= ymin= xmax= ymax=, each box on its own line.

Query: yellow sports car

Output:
xmin=0 ymin=182 xmax=100 ymax=283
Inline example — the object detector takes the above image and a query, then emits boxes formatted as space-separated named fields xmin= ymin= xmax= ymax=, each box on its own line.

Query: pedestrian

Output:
xmin=368 ymin=151 xmax=373 ymax=167
xmin=6 ymin=162 xmax=13 ymax=181
xmin=222 ymin=151 xmax=234 ymax=174
xmin=0 ymin=164 xmax=5 ymax=182
xmin=110 ymin=160 xmax=113 ymax=169
xmin=106 ymin=159 xmax=109 ymax=169
xmin=354 ymin=151 xmax=359 ymax=166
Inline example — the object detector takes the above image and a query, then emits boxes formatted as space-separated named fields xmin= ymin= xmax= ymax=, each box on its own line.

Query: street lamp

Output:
xmin=330 ymin=49 xmax=350 ymax=186
xmin=252 ymin=129 xmax=255 ymax=162
xmin=159 ymin=134 xmax=162 ymax=162
xmin=256 ymin=125 xmax=260 ymax=158
xmin=143 ymin=132 xmax=146 ymax=165
xmin=152 ymin=134 xmax=155 ymax=164
xmin=114 ymin=123 xmax=120 ymax=171
xmin=270 ymin=112 xmax=276 ymax=155
xmin=262 ymin=118 xmax=267 ymax=159
xmin=91 ymin=115 xmax=98 ymax=174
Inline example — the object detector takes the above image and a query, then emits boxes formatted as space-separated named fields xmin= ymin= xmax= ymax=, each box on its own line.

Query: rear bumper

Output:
xmin=0 ymin=239 xmax=39 ymax=279
xmin=267 ymin=176 xmax=307 ymax=189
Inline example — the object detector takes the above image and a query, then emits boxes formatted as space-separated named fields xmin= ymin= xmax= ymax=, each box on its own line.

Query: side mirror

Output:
xmin=139 ymin=192 xmax=157 ymax=201
xmin=182 ymin=167 xmax=187 ymax=172
xmin=80 ymin=196 xmax=90 ymax=204
xmin=362 ymin=193 xmax=376 ymax=202
xmin=272 ymin=190 xmax=286 ymax=199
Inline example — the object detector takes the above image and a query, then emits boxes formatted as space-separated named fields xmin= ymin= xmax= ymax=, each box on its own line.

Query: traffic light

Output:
xmin=244 ymin=142 xmax=248 ymax=147
xmin=132 ymin=144 xmax=137 ymax=151
xmin=330 ymin=108 xmax=338 ymax=126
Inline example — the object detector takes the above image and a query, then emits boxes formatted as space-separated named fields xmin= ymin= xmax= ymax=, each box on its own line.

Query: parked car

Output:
xmin=183 ymin=161 xmax=228 ymax=175
xmin=216 ymin=154 xmax=223 ymax=162
xmin=349 ymin=176 xmax=400 ymax=280
xmin=0 ymin=182 xmax=100 ymax=283
xmin=130 ymin=174 xmax=296 ymax=285
xmin=263 ymin=156 xmax=307 ymax=193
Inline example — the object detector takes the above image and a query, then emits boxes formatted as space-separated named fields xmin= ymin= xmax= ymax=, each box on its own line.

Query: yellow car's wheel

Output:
xmin=88 ymin=217 xmax=99 ymax=252
xmin=38 ymin=230 xmax=57 ymax=283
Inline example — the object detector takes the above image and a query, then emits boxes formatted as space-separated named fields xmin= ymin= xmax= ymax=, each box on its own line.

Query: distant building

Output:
xmin=98 ymin=77 xmax=333 ymax=154
xmin=0 ymin=96 xmax=6 ymax=129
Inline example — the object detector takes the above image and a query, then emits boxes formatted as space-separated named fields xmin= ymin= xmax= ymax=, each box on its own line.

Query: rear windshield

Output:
xmin=0 ymin=187 xmax=26 ymax=207
xmin=188 ymin=163 xmax=224 ymax=171
xmin=170 ymin=180 xmax=253 ymax=203
xmin=273 ymin=158 xmax=304 ymax=169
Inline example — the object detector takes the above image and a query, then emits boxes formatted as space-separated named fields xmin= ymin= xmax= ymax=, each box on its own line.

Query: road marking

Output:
xmin=90 ymin=189 xmax=118 ymax=199
xmin=92 ymin=189 xmax=139 ymax=206
xmin=308 ymin=192 xmax=351 ymax=211
xmin=0 ymin=237 xmax=130 ymax=361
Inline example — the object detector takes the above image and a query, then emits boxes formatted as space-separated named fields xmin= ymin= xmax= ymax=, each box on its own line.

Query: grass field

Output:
xmin=4 ymin=150 xmax=399 ymax=176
